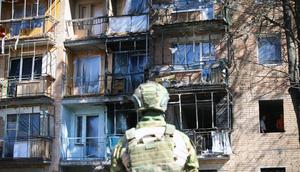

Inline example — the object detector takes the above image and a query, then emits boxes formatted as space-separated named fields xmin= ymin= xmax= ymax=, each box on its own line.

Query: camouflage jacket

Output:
xmin=110 ymin=113 xmax=199 ymax=172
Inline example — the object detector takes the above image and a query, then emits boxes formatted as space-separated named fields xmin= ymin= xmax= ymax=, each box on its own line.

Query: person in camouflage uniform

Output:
xmin=110 ymin=81 xmax=199 ymax=172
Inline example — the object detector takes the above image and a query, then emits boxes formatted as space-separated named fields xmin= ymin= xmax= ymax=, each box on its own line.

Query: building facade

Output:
xmin=0 ymin=0 xmax=299 ymax=172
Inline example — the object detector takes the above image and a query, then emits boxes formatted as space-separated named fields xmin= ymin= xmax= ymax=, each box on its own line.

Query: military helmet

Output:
xmin=132 ymin=81 xmax=170 ymax=113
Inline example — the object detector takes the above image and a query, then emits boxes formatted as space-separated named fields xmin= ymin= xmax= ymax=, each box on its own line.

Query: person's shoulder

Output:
xmin=173 ymin=129 xmax=193 ymax=146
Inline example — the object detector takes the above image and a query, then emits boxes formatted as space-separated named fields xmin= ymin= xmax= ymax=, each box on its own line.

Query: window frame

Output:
xmin=256 ymin=34 xmax=282 ymax=65
xmin=172 ymin=41 xmax=216 ymax=70
xmin=8 ymin=56 xmax=43 ymax=81
xmin=74 ymin=114 xmax=101 ymax=143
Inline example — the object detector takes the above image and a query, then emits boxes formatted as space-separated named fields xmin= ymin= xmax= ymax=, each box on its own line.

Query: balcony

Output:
xmin=65 ymin=16 xmax=108 ymax=41
xmin=0 ymin=137 xmax=51 ymax=166
xmin=185 ymin=129 xmax=231 ymax=159
xmin=61 ymin=137 xmax=107 ymax=161
xmin=153 ymin=60 xmax=228 ymax=88
xmin=0 ymin=16 xmax=57 ymax=41
xmin=65 ymin=14 xmax=149 ymax=42
xmin=151 ymin=0 xmax=225 ymax=26
xmin=0 ymin=76 xmax=53 ymax=99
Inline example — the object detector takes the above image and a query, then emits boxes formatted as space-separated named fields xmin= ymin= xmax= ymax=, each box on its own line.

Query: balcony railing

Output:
xmin=63 ymin=73 xmax=145 ymax=97
xmin=65 ymin=14 xmax=149 ymax=41
xmin=154 ymin=61 xmax=227 ymax=88
xmin=66 ymin=16 xmax=108 ymax=40
xmin=184 ymin=129 xmax=231 ymax=158
xmin=61 ymin=137 xmax=107 ymax=161
xmin=0 ymin=137 xmax=51 ymax=160
xmin=151 ymin=1 xmax=224 ymax=26
xmin=0 ymin=15 xmax=57 ymax=40
xmin=0 ymin=76 xmax=53 ymax=99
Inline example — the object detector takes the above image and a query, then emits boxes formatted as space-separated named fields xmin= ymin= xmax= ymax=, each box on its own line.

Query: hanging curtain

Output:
xmin=75 ymin=56 xmax=101 ymax=94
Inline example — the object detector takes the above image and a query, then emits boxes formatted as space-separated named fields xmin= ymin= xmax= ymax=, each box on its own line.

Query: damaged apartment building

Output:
xmin=0 ymin=0 xmax=299 ymax=172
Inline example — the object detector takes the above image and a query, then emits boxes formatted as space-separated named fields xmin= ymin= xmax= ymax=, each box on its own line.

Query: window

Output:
xmin=165 ymin=92 xmax=229 ymax=130
xmin=10 ymin=2 xmax=46 ymax=36
xmin=107 ymin=103 xmax=137 ymax=135
xmin=172 ymin=42 xmax=215 ymax=69
xmin=258 ymin=36 xmax=281 ymax=64
xmin=9 ymin=57 xmax=42 ymax=80
xmin=261 ymin=167 xmax=285 ymax=172
xmin=113 ymin=52 xmax=148 ymax=93
xmin=259 ymin=100 xmax=284 ymax=133
xmin=5 ymin=113 xmax=53 ymax=157
xmin=173 ymin=0 xmax=214 ymax=19
xmin=75 ymin=114 xmax=105 ymax=158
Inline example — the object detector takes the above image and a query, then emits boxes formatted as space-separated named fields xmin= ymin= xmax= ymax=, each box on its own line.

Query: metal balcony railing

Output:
xmin=65 ymin=14 xmax=149 ymax=40
xmin=0 ymin=137 xmax=51 ymax=160
xmin=63 ymin=72 xmax=146 ymax=96
xmin=0 ymin=15 xmax=57 ymax=40
xmin=0 ymin=76 xmax=53 ymax=99
xmin=61 ymin=137 xmax=107 ymax=161
xmin=184 ymin=129 xmax=232 ymax=158
xmin=66 ymin=16 xmax=108 ymax=40
xmin=154 ymin=60 xmax=228 ymax=88
xmin=151 ymin=0 xmax=224 ymax=26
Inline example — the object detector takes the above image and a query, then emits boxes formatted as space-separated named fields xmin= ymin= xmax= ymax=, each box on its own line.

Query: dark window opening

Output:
xmin=107 ymin=102 xmax=138 ymax=135
xmin=259 ymin=100 xmax=284 ymax=133
xmin=261 ymin=167 xmax=286 ymax=172
xmin=9 ymin=57 xmax=42 ymax=80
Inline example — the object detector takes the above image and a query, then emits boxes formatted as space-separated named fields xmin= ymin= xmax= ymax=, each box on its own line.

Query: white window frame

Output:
xmin=9 ymin=56 xmax=42 ymax=81
xmin=172 ymin=41 xmax=215 ymax=69
xmin=75 ymin=114 xmax=101 ymax=144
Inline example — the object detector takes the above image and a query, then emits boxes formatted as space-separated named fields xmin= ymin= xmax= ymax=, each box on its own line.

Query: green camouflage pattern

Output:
xmin=110 ymin=112 xmax=199 ymax=172
xmin=132 ymin=81 xmax=170 ymax=113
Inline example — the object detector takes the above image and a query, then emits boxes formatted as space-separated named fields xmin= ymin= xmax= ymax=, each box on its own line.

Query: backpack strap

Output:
xmin=165 ymin=124 xmax=175 ymax=136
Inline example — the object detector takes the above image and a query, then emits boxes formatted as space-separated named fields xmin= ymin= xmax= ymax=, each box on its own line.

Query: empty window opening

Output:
xmin=259 ymin=100 xmax=284 ymax=133
xmin=166 ymin=92 xmax=229 ymax=130
xmin=261 ymin=167 xmax=286 ymax=172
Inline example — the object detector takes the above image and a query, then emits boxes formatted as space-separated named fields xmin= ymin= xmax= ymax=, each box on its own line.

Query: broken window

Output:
xmin=166 ymin=92 xmax=229 ymax=130
xmin=261 ymin=168 xmax=285 ymax=172
xmin=74 ymin=56 xmax=101 ymax=94
xmin=173 ymin=0 xmax=214 ymax=19
xmin=259 ymin=100 xmax=284 ymax=133
xmin=9 ymin=57 xmax=42 ymax=80
xmin=172 ymin=42 xmax=215 ymax=70
xmin=113 ymin=52 xmax=148 ymax=93
xmin=107 ymin=103 xmax=137 ymax=135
